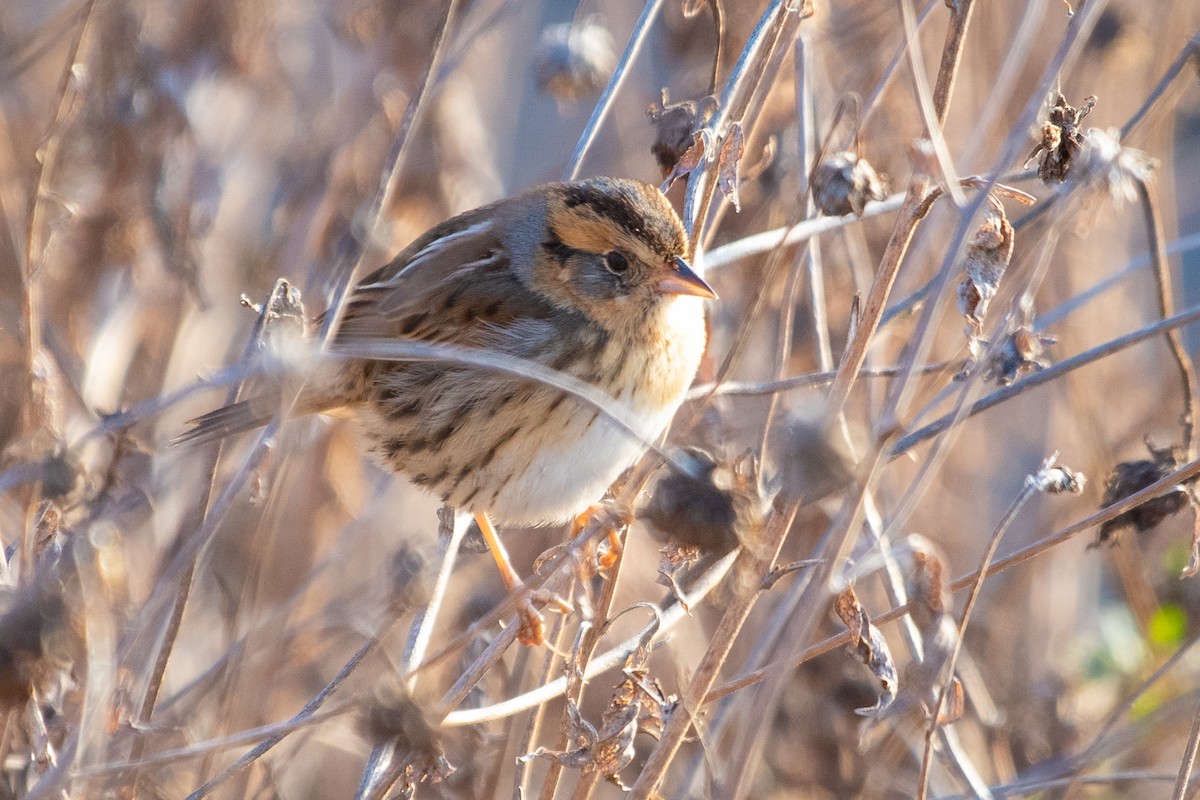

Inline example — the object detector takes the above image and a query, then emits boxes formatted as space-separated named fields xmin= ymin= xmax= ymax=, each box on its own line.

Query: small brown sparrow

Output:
xmin=183 ymin=177 xmax=715 ymax=643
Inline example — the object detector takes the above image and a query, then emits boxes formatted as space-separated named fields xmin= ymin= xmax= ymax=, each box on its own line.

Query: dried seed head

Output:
xmin=0 ymin=556 xmax=81 ymax=709
xmin=387 ymin=542 xmax=433 ymax=615
xmin=771 ymin=410 xmax=855 ymax=505
xmin=639 ymin=448 xmax=763 ymax=554
xmin=984 ymin=324 xmax=1056 ymax=386
xmin=648 ymin=92 xmax=710 ymax=176
xmin=362 ymin=682 xmax=452 ymax=785
xmin=1072 ymin=127 xmax=1156 ymax=205
xmin=1097 ymin=442 xmax=1189 ymax=545
xmin=811 ymin=151 xmax=886 ymax=216
xmin=1027 ymin=92 xmax=1096 ymax=183
xmin=647 ymin=92 xmax=707 ymax=176
xmin=534 ymin=19 xmax=616 ymax=103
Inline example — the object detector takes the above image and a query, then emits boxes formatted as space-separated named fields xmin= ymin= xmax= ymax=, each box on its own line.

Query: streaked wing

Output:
xmin=333 ymin=203 xmax=566 ymax=352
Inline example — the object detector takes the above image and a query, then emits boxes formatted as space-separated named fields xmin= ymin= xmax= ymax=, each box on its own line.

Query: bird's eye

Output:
xmin=604 ymin=251 xmax=629 ymax=274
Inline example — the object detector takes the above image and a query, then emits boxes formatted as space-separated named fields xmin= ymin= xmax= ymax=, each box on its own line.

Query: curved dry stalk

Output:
xmin=1135 ymin=177 xmax=1198 ymax=455
xmin=915 ymin=469 xmax=1042 ymax=799
xmin=402 ymin=508 xmax=468 ymax=684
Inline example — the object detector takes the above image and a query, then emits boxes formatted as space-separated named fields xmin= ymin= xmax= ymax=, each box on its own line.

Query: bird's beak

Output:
xmin=658 ymin=255 xmax=717 ymax=299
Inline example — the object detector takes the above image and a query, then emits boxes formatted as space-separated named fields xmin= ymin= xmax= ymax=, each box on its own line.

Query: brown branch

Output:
xmin=1136 ymin=177 xmax=1198 ymax=455
xmin=890 ymin=302 xmax=1200 ymax=457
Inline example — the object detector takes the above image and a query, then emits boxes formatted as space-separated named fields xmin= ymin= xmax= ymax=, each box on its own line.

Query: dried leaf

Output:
xmin=716 ymin=122 xmax=744 ymax=212
xmin=1097 ymin=441 xmax=1191 ymax=545
xmin=660 ymin=131 xmax=707 ymax=191
xmin=834 ymin=587 xmax=898 ymax=716
xmin=956 ymin=198 xmax=1014 ymax=336
xmin=937 ymin=678 xmax=965 ymax=725
xmin=648 ymin=91 xmax=716 ymax=176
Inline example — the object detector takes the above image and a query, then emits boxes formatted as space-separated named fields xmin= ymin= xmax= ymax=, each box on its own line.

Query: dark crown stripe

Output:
xmin=542 ymin=233 xmax=578 ymax=264
xmin=559 ymin=182 xmax=686 ymax=259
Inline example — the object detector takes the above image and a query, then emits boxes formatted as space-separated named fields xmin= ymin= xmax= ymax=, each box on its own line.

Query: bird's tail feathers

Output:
xmin=174 ymin=391 xmax=330 ymax=446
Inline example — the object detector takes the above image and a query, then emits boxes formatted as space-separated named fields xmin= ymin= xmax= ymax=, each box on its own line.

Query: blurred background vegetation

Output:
xmin=3 ymin=0 xmax=1200 ymax=797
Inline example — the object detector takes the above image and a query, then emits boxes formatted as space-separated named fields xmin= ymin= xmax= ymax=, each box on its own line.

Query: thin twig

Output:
xmin=1121 ymin=31 xmax=1200 ymax=141
xmin=915 ymin=470 xmax=1040 ymax=799
xmin=1175 ymin=702 xmax=1200 ymax=800
xmin=185 ymin=634 xmax=383 ymax=800
xmin=891 ymin=302 xmax=1200 ymax=457
xmin=706 ymin=454 xmax=1200 ymax=705
xmin=1136 ymin=177 xmax=1197 ymax=456
xmin=562 ymin=0 xmax=667 ymax=181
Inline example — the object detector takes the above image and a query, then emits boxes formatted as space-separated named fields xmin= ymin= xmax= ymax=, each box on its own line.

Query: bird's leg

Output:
xmin=474 ymin=512 xmax=544 ymax=647
xmin=569 ymin=503 xmax=626 ymax=570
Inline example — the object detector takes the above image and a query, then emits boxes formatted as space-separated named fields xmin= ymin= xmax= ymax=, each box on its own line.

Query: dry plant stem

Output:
xmin=403 ymin=508 xmax=467 ymax=684
xmin=899 ymin=0 xmax=966 ymax=208
xmin=825 ymin=0 xmax=975 ymax=416
xmin=688 ymin=361 xmax=956 ymax=399
xmin=627 ymin=502 xmax=800 ymax=800
xmin=1175 ymin=703 xmax=1200 ymax=800
xmin=319 ymin=0 xmax=461 ymax=341
xmin=185 ymin=633 xmax=383 ymax=800
xmin=1039 ymin=230 xmax=1200 ymax=330
xmin=20 ymin=0 xmax=97 ymax=389
xmin=1121 ymin=31 xmax=1200 ymax=141
xmin=537 ymin=533 xmax=629 ymax=800
xmin=356 ymin=742 xmax=408 ymax=800
xmin=860 ymin=0 xmax=939 ymax=128
xmin=915 ymin=476 xmax=1038 ymax=800
xmin=441 ymin=549 xmax=738 ymax=727
xmin=1136 ymin=177 xmax=1198 ymax=454
xmin=683 ymin=0 xmax=800 ymax=249
xmin=17 ymin=0 xmax=98 ymax=582
xmin=707 ymin=454 xmax=1200 ymax=704
xmin=704 ymin=191 xmax=906 ymax=270
xmin=72 ymin=705 xmax=350 ymax=780
xmin=520 ymin=618 xmax=569 ymax=800
xmin=892 ymin=302 xmax=1200 ymax=457
xmin=562 ymin=0 xmax=666 ymax=181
